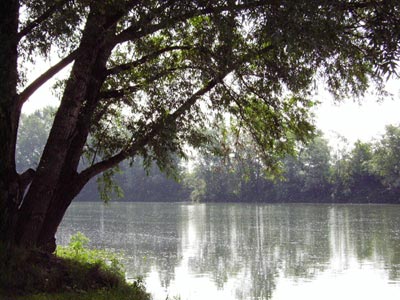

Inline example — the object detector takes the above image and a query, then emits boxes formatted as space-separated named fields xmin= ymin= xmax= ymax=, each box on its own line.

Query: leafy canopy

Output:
xmin=19 ymin=0 xmax=400 ymax=176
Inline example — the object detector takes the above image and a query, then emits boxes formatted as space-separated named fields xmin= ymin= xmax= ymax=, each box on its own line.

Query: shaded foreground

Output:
xmin=0 ymin=233 xmax=149 ymax=300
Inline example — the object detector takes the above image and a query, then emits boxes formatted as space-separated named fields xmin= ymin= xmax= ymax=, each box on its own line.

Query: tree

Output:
xmin=275 ymin=132 xmax=332 ymax=202
xmin=187 ymin=125 xmax=247 ymax=202
xmin=1 ymin=0 xmax=400 ymax=252
xmin=115 ymin=158 xmax=189 ymax=202
xmin=371 ymin=125 xmax=400 ymax=201
xmin=298 ymin=134 xmax=332 ymax=200
xmin=343 ymin=141 xmax=382 ymax=202
xmin=187 ymin=121 xmax=280 ymax=202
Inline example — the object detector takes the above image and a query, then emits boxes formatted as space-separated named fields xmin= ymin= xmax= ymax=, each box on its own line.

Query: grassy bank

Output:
xmin=0 ymin=233 xmax=150 ymax=300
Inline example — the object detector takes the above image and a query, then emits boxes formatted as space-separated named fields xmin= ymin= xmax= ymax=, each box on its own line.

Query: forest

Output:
xmin=18 ymin=107 xmax=400 ymax=204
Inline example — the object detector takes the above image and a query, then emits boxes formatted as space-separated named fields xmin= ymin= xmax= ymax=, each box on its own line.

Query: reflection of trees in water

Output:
xmin=184 ymin=204 xmax=242 ymax=288
xmin=58 ymin=203 xmax=400 ymax=299
xmin=330 ymin=205 xmax=400 ymax=281
xmin=120 ymin=203 xmax=183 ymax=288
xmin=181 ymin=204 xmax=400 ymax=300
xmin=278 ymin=205 xmax=331 ymax=279
xmin=184 ymin=204 xmax=332 ymax=299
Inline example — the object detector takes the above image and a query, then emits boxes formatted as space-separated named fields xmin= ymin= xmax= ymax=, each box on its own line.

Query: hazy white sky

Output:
xmin=314 ymin=78 xmax=400 ymax=146
xmin=22 ymin=59 xmax=400 ymax=147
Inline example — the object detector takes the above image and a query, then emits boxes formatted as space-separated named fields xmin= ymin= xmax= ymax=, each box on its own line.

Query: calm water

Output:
xmin=57 ymin=202 xmax=400 ymax=300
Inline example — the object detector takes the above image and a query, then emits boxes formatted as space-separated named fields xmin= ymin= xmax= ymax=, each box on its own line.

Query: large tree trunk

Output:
xmin=15 ymin=8 xmax=110 ymax=248
xmin=0 ymin=0 xmax=21 ymax=247
xmin=36 ymin=41 xmax=114 ymax=252
xmin=36 ymin=175 xmax=88 ymax=252
xmin=4 ymin=1 xmax=139 ymax=251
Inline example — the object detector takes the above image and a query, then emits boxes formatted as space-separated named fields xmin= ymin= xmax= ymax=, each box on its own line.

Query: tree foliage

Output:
xmin=371 ymin=125 xmax=400 ymax=189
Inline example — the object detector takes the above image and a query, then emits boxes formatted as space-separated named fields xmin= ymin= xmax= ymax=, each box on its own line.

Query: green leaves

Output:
xmin=68 ymin=231 xmax=89 ymax=256
xmin=56 ymin=231 xmax=127 ymax=281
xmin=97 ymin=167 xmax=124 ymax=203
xmin=19 ymin=0 xmax=87 ymax=59
xmin=371 ymin=125 xmax=400 ymax=189
xmin=88 ymin=1 xmax=400 ymax=178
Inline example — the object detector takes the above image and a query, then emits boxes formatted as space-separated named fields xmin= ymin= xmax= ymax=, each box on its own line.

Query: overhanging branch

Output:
xmin=100 ymin=66 xmax=199 ymax=101
xmin=18 ymin=49 xmax=78 ymax=108
xmin=75 ymin=30 xmax=274 ymax=188
xmin=78 ymin=43 xmax=274 ymax=183
xmin=17 ymin=1 xmax=69 ymax=40
xmin=106 ymin=46 xmax=192 ymax=76
xmin=78 ymin=72 xmax=228 ymax=182
xmin=109 ymin=1 xmax=267 ymax=47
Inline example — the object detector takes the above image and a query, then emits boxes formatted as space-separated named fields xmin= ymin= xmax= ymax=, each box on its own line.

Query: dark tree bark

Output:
xmin=35 ymin=37 xmax=115 ymax=252
xmin=15 ymin=7 xmax=112 ymax=248
xmin=0 ymin=0 xmax=21 ymax=247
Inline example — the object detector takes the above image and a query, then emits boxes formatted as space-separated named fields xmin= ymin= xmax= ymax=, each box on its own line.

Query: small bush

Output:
xmin=55 ymin=231 xmax=126 ymax=287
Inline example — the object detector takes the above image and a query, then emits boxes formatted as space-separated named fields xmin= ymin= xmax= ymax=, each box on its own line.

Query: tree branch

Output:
xmin=17 ymin=1 xmax=69 ymax=40
xmin=109 ymin=1 xmax=266 ymax=47
xmin=100 ymin=66 xmax=198 ymax=100
xmin=78 ymin=72 xmax=228 ymax=182
xmin=108 ymin=1 xmax=178 ymax=47
xmin=78 ymin=42 xmax=274 ymax=182
xmin=18 ymin=49 xmax=78 ymax=108
xmin=76 ymin=19 xmax=275 ymax=185
xmin=98 ymin=85 xmax=140 ymax=100
xmin=106 ymin=46 xmax=192 ymax=76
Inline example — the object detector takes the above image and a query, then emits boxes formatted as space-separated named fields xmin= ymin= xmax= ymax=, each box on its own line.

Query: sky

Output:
xmin=22 ymin=59 xmax=400 ymax=148
xmin=314 ymin=78 xmax=400 ymax=147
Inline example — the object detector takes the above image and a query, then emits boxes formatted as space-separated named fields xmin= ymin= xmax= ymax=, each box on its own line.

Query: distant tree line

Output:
xmin=18 ymin=108 xmax=400 ymax=203
xmin=187 ymin=126 xmax=400 ymax=204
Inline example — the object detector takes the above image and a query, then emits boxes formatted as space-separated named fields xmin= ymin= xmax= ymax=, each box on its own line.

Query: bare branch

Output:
xmin=18 ymin=49 xmax=78 ymax=108
xmin=18 ymin=168 xmax=36 ymax=206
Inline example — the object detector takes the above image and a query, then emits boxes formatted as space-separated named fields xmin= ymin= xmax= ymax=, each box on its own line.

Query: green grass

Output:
xmin=0 ymin=233 xmax=150 ymax=300
xmin=13 ymin=286 xmax=149 ymax=300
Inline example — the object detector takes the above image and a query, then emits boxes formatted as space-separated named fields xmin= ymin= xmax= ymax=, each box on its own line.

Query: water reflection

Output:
xmin=180 ymin=204 xmax=333 ymax=299
xmin=58 ymin=203 xmax=400 ymax=300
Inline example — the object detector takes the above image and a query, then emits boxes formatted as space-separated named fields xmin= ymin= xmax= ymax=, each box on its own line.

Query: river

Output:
xmin=57 ymin=202 xmax=400 ymax=300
